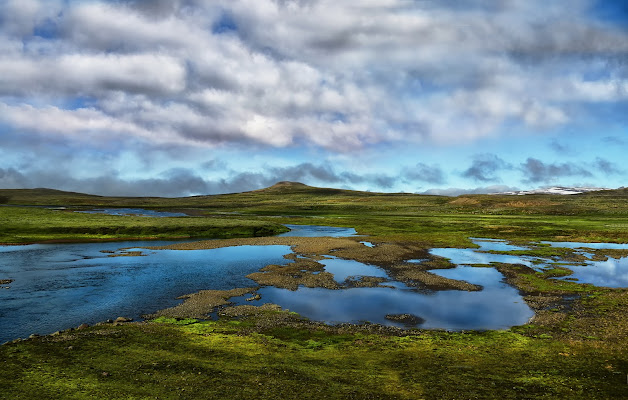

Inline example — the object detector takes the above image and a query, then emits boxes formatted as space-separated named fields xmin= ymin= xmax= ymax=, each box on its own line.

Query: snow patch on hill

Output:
xmin=492 ymin=187 xmax=611 ymax=195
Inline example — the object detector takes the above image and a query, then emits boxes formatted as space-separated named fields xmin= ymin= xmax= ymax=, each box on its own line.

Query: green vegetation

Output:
xmin=4 ymin=183 xmax=628 ymax=245
xmin=2 ymin=182 xmax=628 ymax=398
xmin=2 ymin=315 xmax=626 ymax=399
xmin=0 ymin=207 xmax=288 ymax=243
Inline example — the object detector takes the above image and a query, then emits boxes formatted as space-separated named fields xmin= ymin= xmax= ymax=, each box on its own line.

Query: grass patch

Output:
xmin=0 ymin=207 xmax=289 ymax=243
xmin=3 ymin=184 xmax=628 ymax=398
xmin=1 ymin=320 xmax=626 ymax=399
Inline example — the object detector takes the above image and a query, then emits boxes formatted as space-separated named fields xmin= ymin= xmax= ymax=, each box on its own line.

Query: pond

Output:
xmin=278 ymin=224 xmax=357 ymax=237
xmin=0 ymin=241 xmax=291 ymax=343
xmin=3 ymin=229 xmax=624 ymax=343
xmin=431 ymin=238 xmax=628 ymax=288
xmin=235 ymin=259 xmax=533 ymax=331
xmin=76 ymin=208 xmax=189 ymax=217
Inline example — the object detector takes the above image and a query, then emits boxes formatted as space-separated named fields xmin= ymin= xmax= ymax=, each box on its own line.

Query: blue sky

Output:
xmin=0 ymin=0 xmax=627 ymax=196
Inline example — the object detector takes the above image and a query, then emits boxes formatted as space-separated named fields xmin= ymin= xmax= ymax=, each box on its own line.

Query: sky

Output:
xmin=0 ymin=0 xmax=627 ymax=197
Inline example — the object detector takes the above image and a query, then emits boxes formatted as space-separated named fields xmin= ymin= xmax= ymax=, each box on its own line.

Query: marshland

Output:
xmin=2 ymin=183 xmax=628 ymax=399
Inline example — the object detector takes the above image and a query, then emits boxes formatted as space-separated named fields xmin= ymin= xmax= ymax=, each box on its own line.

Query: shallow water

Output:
xmin=244 ymin=273 xmax=532 ymax=330
xmin=470 ymin=238 xmax=528 ymax=252
xmin=558 ymin=258 xmax=628 ymax=288
xmin=77 ymin=208 xmax=189 ymax=217
xmin=5 ymin=232 xmax=626 ymax=342
xmin=235 ymin=254 xmax=533 ymax=330
xmin=278 ymin=224 xmax=357 ymax=237
xmin=321 ymin=257 xmax=389 ymax=283
xmin=431 ymin=238 xmax=628 ymax=288
xmin=429 ymin=248 xmax=536 ymax=267
xmin=0 ymin=241 xmax=291 ymax=343
xmin=541 ymin=241 xmax=628 ymax=250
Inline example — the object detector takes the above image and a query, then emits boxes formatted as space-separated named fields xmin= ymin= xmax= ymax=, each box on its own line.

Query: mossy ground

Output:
xmin=2 ymin=185 xmax=628 ymax=398
xmin=0 ymin=207 xmax=288 ymax=243
xmin=2 ymin=315 xmax=626 ymax=400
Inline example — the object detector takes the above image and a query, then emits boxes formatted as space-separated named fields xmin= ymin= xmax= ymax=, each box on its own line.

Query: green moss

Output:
xmin=3 ymin=186 xmax=628 ymax=397
xmin=1 ymin=321 xmax=626 ymax=399
xmin=0 ymin=207 xmax=289 ymax=243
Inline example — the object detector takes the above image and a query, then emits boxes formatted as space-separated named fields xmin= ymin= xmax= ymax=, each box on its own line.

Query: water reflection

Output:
xmin=5 ymin=232 xmax=627 ymax=342
xmin=279 ymin=224 xmax=357 ymax=237
xmin=234 ymin=255 xmax=533 ymax=331
xmin=248 ymin=281 xmax=532 ymax=331
xmin=77 ymin=208 xmax=188 ymax=217
xmin=429 ymin=248 xmax=535 ymax=267
xmin=431 ymin=238 xmax=628 ymax=288
xmin=0 ymin=242 xmax=291 ymax=343
xmin=560 ymin=259 xmax=628 ymax=287
xmin=321 ymin=257 xmax=388 ymax=283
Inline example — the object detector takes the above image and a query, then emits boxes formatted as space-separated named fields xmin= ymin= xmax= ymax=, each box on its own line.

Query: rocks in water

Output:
xmin=245 ymin=293 xmax=261 ymax=301
xmin=385 ymin=313 xmax=425 ymax=326
xmin=113 ymin=316 xmax=133 ymax=326
xmin=107 ymin=251 xmax=145 ymax=258
xmin=0 ymin=279 xmax=13 ymax=285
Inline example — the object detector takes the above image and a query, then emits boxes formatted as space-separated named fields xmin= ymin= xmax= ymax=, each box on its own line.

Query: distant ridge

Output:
xmin=268 ymin=181 xmax=309 ymax=189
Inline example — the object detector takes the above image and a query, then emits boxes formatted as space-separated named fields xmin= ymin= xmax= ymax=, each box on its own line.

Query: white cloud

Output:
xmin=0 ymin=53 xmax=186 ymax=95
xmin=0 ymin=0 xmax=627 ymax=153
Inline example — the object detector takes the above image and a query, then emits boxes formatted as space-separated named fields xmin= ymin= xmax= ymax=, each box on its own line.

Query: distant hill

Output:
xmin=1 ymin=183 xmax=628 ymax=217
xmin=250 ymin=181 xmax=368 ymax=196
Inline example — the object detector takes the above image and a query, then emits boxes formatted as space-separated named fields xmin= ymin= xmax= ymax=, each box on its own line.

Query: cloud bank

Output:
xmin=1 ymin=0 xmax=627 ymax=153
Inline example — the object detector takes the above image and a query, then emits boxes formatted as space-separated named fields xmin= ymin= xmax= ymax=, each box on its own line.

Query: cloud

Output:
xmin=0 ymin=163 xmax=398 ymax=196
xmin=0 ymin=53 xmax=186 ymax=96
xmin=0 ymin=168 xmax=27 ymax=189
xmin=1 ymin=0 xmax=627 ymax=155
xmin=520 ymin=158 xmax=593 ymax=183
xmin=602 ymin=136 xmax=626 ymax=145
xmin=403 ymin=163 xmax=445 ymax=184
xmin=595 ymin=157 xmax=622 ymax=175
xmin=549 ymin=140 xmax=576 ymax=155
xmin=461 ymin=154 xmax=510 ymax=182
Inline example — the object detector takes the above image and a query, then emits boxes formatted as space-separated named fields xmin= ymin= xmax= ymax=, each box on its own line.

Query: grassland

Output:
xmin=0 ymin=206 xmax=288 ymax=244
xmin=2 ymin=316 xmax=626 ymax=400
xmin=1 ymin=182 xmax=628 ymax=399
xmin=3 ymin=183 xmax=628 ymax=246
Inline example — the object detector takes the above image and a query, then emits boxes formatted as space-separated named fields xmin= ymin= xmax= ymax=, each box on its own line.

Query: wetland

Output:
xmin=2 ymin=185 xmax=628 ymax=399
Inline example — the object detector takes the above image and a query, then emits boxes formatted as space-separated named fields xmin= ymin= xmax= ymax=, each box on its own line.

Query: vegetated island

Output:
xmin=1 ymin=182 xmax=628 ymax=399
